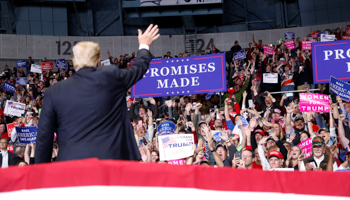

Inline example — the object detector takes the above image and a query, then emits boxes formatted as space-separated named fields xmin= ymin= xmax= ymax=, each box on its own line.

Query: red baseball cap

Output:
xmin=254 ymin=129 xmax=265 ymax=136
xmin=268 ymin=150 xmax=284 ymax=159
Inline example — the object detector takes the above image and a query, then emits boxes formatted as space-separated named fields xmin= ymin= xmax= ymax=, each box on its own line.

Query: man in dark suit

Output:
xmin=35 ymin=24 xmax=160 ymax=163
xmin=0 ymin=138 xmax=17 ymax=167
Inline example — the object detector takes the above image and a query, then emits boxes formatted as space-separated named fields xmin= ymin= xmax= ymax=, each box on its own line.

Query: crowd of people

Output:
xmin=1 ymin=25 xmax=350 ymax=171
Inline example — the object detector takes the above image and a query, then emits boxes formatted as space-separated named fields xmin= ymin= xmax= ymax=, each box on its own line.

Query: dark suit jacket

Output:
xmin=0 ymin=151 xmax=18 ymax=167
xmin=35 ymin=49 xmax=153 ymax=163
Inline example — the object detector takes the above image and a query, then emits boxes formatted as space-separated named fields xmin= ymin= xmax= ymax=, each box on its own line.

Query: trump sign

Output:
xmin=131 ymin=53 xmax=226 ymax=98
xmin=312 ymin=40 xmax=350 ymax=84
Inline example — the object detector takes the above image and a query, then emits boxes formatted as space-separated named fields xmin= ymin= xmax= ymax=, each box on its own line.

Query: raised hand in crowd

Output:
xmin=258 ymin=136 xmax=270 ymax=147
xmin=149 ymin=97 xmax=156 ymax=106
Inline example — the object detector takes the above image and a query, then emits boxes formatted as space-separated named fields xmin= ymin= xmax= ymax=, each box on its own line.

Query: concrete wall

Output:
xmin=0 ymin=21 xmax=348 ymax=70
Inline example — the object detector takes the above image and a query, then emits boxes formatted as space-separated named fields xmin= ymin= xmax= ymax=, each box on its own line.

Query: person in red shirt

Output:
xmin=0 ymin=123 xmax=9 ymax=140
xmin=239 ymin=149 xmax=262 ymax=169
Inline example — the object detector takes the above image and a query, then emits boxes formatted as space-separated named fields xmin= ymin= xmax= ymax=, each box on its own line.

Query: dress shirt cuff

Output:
xmin=139 ymin=44 xmax=150 ymax=51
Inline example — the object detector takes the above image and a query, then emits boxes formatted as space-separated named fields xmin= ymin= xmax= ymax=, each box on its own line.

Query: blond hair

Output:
xmin=72 ymin=41 xmax=101 ymax=70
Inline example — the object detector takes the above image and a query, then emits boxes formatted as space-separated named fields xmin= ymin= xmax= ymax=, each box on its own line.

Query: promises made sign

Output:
xmin=131 ymin=53 xmax=226 ymax=98
xmin=312 ymin=40 xmax=350 ymax=84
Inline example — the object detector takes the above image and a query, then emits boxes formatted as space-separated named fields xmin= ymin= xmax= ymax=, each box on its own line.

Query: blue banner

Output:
xmin=16 ymin=60 xmax=27 ymax=68
xmin=284 ymin=32 xmax=295 ymax=40
xmin=16 ymin=77 xmax=27 ymax=86
xmin=131 ymin=53 xmax=226 ymax=98
xmin=15 ymin=126 xmax=37 ymax=144
xmin=312 ymin=40 xmax=350 ymax=84
xmin=329 ymin=76 xmax=350 ymax=101
xmin=233 ymin=50 xmax=246 ymax=61
xmin=2 ymin=81 xmax=16 ymax=93
xmin=55 ymin=59 xmax=67 ymax=71
xmin=157 ymin=121 xmax=176 ymax=136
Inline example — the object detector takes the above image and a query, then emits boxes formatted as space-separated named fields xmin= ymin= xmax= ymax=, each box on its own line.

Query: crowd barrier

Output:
xmin=0 ymin=158 xmax=349 ymax=199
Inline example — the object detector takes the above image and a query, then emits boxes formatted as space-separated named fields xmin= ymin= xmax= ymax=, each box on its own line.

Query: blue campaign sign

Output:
xmin=157 ymin=121 xmax=176 ymax=136
xmin=329 ymin=76 xmax=350 ymax=101
xmin=16 ymin=60 xmax=27 ymax=68
xmin=205 ymin=93 xmax=214 ymax=100
xmin=15 ymin=126 xmax=37 ymax=144
xmin=212 ymin=131 xmax=222 ymax=143
xmin=55 ymin=59 xmax=67 ymax=71
xmin=241 ymin=116 xmax=249 ymax=127
xmin=16 ymin=77 xmax=27 ymax=86
xmin=312 ymin=40 xmax=350 ymax=84
xmin=284 ymin=32 xmax=295 ymax=40
xmin=233 ymin=50 xmax=246 ymax=61
xmin=2 ymin=81 xmax=16 ymax=93
xmin=131 ymin=53 xmax=226 ymax=98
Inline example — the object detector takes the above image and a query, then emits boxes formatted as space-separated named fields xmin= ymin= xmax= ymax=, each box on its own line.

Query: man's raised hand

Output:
xmin=138 ymin=24 xmax=160 ymax=47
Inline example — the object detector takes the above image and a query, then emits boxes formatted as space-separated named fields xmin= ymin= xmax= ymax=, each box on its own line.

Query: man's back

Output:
xmin=36 ymin=49 xmax=152 ymax=163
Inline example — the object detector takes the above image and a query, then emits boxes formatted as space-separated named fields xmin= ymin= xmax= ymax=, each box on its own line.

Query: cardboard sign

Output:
xmin=30 ymin=64 xmax=42 ymax=74
xmin=101 ymin=59 xmax=111 ymax=66
xmin=297 ymin=138 xmax=312 ymax=158
xmin=55 ymin=59 xmax=67 ymax=71
xmin=6 ymin=122 xmax=25 ymax=137
xmin=284 ymin=40 xmax=295 ymax=50
xmin=2 ymin=81 xmax=16 ymax=93
xmin=263 ymin=73 xmax=278 ymax=84
xmin=41 ymin=62 xmax=54 ymax=71
xmin=320 ymin=34 xmax=335 ymax=42
xmin=16 ymin=60 xmax=27 ymax=68
xmin=302 ymin=41 xmax=312 ymax=50
xmin=157 ymin=121 xmax=176 ymax=136
xmin=158 ymin=134 xmax=194 ymax=161
xmin=167 ymin=159 xmax=185 ymax=165
xmin=15 ymin=126 xmax=37 ymax=144
xmin=263 ymin=46 xmax=274 ymax=55
xmin=284 ymin=32 xmax=295 ymax=40
xmin=329 ymin=76 xmax=350 ymax=102
xmin=299 ymin=93 xmax=329 ymax=113
xmin=16 ymin=77 xmax=27 ymax=86
xmin=312 ymin=40 xmax=350 ymax=84
xmin=4 ymin=100 xmax=26 ymax=117
xmin=233 ymin=50 xmax=246 ymax=61
xmin=132 ymin=53 xmax=227 ymax=98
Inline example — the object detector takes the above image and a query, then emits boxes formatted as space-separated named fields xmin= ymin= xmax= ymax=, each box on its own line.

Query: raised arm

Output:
xmin=338 ymin=114 xmax=350 ymax=149
xmin=305 ymin=113 xmax=315 ymax=138
xmin=119 ymin=24 xmax=160 ymax=88
xmin=284 ymin=105 xmax=294 ymax=135
xmin=224 ymin=98 xmax=231 ymax=121
xmin=205 ymin=126 xmax=224 ymax=167
xmin=241 ymin=91 xmax=247 ymax=109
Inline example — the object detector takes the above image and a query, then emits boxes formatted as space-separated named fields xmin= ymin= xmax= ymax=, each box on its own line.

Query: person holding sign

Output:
xmin=35 ymin=24 xmax=160 ymax=163
xmin=299 ymin=136 xmax=337 ymax=171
